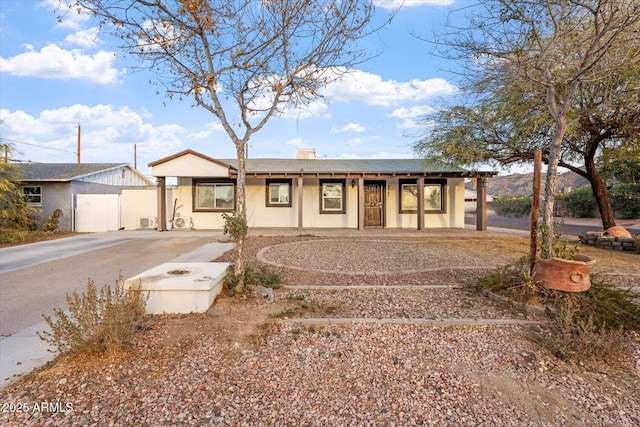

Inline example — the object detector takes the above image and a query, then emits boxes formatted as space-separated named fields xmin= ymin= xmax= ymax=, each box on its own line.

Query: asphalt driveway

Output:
xmin=0 ymin=231 xmax=222 ymax=336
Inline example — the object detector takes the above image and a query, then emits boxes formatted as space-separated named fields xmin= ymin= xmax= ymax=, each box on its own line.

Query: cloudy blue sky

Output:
xmin=0 ymin=0 xmax=490 ymax=177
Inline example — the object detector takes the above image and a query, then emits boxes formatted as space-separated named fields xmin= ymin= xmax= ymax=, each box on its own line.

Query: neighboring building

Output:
xmin=149 ymin=149 xmax=496 ymax=231
xmin=464 ymin=188 xmax=495 ymax=213
xmin=18 ymin=163 xmax=154 ymax=232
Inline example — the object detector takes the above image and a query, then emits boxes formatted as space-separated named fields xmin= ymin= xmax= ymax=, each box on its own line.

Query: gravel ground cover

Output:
xmin=2 ymin=321 xmax=638 ymax=426
xmin=259 ymin=239 xmax=511 ymax=274
xmin=1 ymin=234 xmax=639 ymax=426
xmin=281 ymin=287 xmax=537 ymax=321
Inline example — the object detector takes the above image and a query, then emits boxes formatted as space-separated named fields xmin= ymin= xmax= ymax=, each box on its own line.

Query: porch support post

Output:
xmin=358 ymin=177 xmax=364 ymax=230
xmin=476 ymin=177 xmax=487 ymax=231
xmin=297 ymin=176 xmax=304 ymax=229
xmin=417 ymin=178 xmax=425 ymax=231
xmin=157 ymin=176 xmax=167 ymax=231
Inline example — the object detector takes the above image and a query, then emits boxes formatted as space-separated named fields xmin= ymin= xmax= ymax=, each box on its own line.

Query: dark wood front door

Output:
xmin=364 ymin=183 xmax=384 ymax=227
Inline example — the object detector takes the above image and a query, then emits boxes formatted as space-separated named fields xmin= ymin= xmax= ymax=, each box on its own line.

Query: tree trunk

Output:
xmin=584 ymin=157 xmax=616 ymax=229
xmin=541 ymin=115 xmax=566 ymax=259
xmin=233 ymin=142 xmax=247 ymax=291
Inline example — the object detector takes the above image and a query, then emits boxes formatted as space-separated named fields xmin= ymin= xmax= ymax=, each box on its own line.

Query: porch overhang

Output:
xmin=148 ymin=149 xmax=497 ymax=232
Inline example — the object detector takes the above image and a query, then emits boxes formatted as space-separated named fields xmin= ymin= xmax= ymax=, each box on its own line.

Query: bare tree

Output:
xmin=433 ymin=0 xmax=640 ymax=258
xmin=60 ymin=0 xmax=382 ymax=289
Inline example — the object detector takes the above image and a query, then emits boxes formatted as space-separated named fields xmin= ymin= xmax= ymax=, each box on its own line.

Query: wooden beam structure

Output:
xmin=417 ymin=178 xmax=425 ymax=231
xmin=297 ymin=176 xmax=304 ymax=229
xmin=157 ymin=176 xmax=167 ymax=231
xmin=476 ymin=177 xmax=487 ymax=231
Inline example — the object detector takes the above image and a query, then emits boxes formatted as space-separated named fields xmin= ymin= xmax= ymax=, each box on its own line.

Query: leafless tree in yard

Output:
xmin=59 ymin=0 xmax=385 ymax=289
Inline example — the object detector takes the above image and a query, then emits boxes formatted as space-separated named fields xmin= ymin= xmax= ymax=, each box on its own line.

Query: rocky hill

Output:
xmin=468 ymin=171 xmax=590 ymax=196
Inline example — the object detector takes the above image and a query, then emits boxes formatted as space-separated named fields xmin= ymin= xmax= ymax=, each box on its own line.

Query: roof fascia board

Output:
xmin=235 ymin=171 xmax=497 ymax=178
xmin=148 ymin=149 xmax=236 ymax=171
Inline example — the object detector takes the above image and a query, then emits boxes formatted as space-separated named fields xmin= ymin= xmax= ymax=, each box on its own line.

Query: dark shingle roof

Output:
xmin=18 ymin=163 xmax=127 ymax=181
xmin=149 ymin=149 xmax=496 ymax=177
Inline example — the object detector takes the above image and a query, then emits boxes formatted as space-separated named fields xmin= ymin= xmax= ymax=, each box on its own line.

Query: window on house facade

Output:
xmin=266 ymin=179 xmax=292 ymax=207
xmin=22 ymin=186 xmax=42 ymax=206
xmin=193 ymin=179 xmax=235 ymax=211
xmin=320 ymin=179 xmax=345 ymax=214
xmin=399 ymin=179 xmax=446 ymax=213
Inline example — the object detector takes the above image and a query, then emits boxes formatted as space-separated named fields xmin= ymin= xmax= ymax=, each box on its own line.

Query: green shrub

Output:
xmin=0 ymin=229 xmax=38 ymax=245
xmin=42 ymin=208 xmax=63 ymax=233
xmin=609 ymin=183 xmax=640 ymax=219
xmin=477 ymin=262 xmax=640 ymax=362
xmin=225 ymin=264 xmax=282 ymax=294
xmin=535 ymin=301 xmax=632 ymax=363
xmin=560 ymin=186 xmax=596 ymax=218
xmin=39 ymin=274 xmax=147 ymax=356
xmin=536 ymin=280 xmax=640 ymax=362
xmin=251 ymin=265 xmax=282 ymax=289
xmin=476 ymin=256 xmax=545 ymax=303
xmin=221 ymin=211 xmax=248 ymax=240
xmin=491 ymin=194 xmax=532 ymax=217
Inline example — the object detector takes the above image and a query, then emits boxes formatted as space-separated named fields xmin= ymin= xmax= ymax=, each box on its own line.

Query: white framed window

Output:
xmin=399 ymin=179 xmax=446 ymax=213
xmin=320 ymin=180 xmax=345 ymax=214
xmin=22 ymin=186 xmax=42 ymax=206
xmin=266 ymin=179 xmax=292 ymax=207
xmin=193 ymin=180 xmax=235 ymax=211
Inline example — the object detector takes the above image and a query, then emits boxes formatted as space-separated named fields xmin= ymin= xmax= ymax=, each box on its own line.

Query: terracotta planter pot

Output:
xmin=533 ymin=255 xmax=596 ymax=292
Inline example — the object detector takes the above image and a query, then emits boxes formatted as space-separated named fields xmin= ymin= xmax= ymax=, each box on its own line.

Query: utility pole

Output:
xmin=134 ymin=144 xmax=137 ymax=169
xmin=77 ymin=123 xmax=81 ymax=163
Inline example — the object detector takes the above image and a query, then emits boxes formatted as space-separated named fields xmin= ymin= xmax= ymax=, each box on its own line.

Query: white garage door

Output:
xmin=75 ymin=194 xmax=121 ymax=232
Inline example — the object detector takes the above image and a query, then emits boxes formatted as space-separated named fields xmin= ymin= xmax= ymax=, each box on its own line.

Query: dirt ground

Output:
xmin=1 ymin=234 xmax=639 ymax=425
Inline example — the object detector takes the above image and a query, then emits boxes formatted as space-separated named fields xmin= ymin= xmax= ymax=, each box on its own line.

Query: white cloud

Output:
xmin=388 ymin=105 xmax=435 ymax=128
xmin=279 ymin=100 xmax=329 ymax=120
xmin=64 ymin=27 xmax=100 ymax=49
xmin=0 ymin=105 xmax=186 ymax=168
xmin=39 ymin=0 xmax=90 ymax=30
xmin=331 ymin=123 xmax=367 ymax=133
xmin=325 ymin=70 xmax=457 ymax=107
xmin=388 ymin=105 xmax=435 ymax=119
xmin=374 ymin=0 xmax=454 ymax=10
xmin=0 ymin=44 xmax=120 ymax=84
xmin=348 ymin=137 xmax=363 ymax=146
xmin=286 ymin=137 xmax=308 ymax=148
xmin=189 ymin=121 xmax=225 ymax=139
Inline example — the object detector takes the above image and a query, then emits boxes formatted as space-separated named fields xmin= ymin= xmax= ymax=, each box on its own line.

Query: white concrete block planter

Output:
xmin=125 ymin=263 xmax=229 ymax=315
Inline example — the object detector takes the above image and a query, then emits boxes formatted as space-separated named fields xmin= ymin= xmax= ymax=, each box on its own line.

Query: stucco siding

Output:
xmin=151 ymin=153 xmax=230 ymax=177
xmin=246 ymin=178 xmax=298 ymax=228
xmin=148 ymin=176 xmax=466 ymax=230
xmin=24 ymin=182 xmax=72 ymax=232
xmin=120 ymin=187 xmax=174 ymax=230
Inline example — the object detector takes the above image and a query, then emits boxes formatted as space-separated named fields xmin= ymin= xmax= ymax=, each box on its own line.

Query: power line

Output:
xmin=2 ymin=138 xmax=77 ymax=154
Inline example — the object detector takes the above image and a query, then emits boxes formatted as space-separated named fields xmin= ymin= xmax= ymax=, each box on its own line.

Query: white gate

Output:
xmin=75 ymin=194 xmax=121 ymax=232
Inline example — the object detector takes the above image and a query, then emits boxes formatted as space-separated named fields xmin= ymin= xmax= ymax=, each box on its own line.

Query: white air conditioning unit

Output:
xmin=173 ymin=217 xmax=192 ymax=229
xmin=139 ymin=217 xmax=157 ymax=228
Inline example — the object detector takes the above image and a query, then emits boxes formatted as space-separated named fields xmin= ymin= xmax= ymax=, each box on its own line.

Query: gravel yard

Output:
xmin=1 ymin=233 xmax=639 ymax=426
xmin=280 ymin=287 xmax=534 ymax=321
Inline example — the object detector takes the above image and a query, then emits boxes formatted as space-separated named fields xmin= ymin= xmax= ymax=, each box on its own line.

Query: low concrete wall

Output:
xmin=579 ymin=232 xmax=639 ymax=253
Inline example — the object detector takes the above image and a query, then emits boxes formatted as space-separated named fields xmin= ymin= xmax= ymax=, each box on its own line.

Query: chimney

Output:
xmin=296 ymin=149 xmax=317 ymax=159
